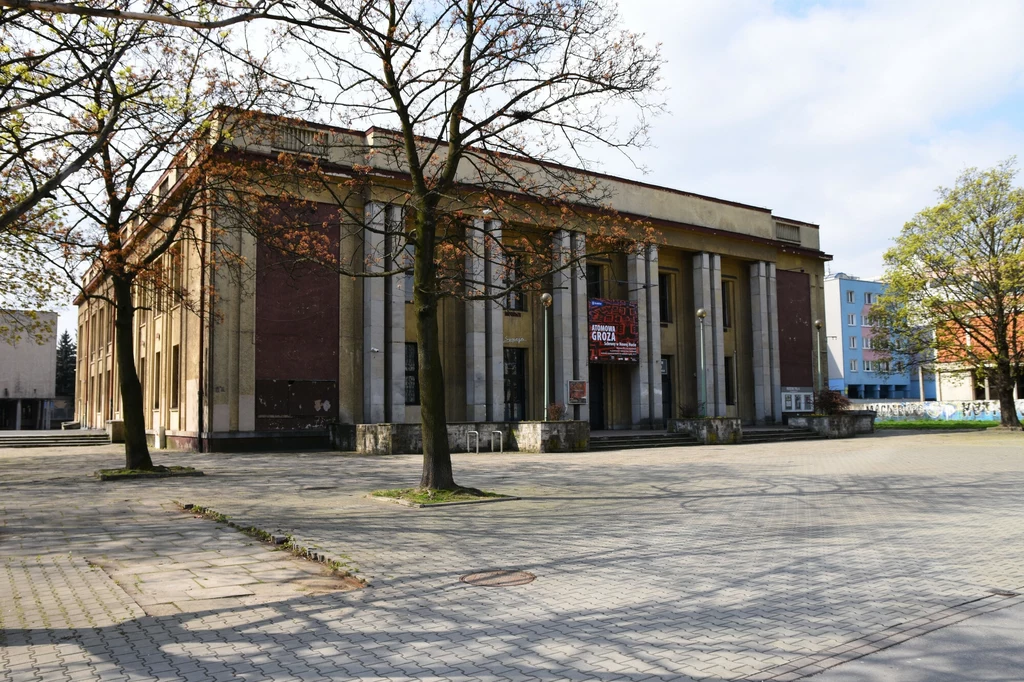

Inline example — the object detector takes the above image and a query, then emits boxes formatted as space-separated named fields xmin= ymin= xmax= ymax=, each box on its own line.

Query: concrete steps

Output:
xmin=589 ymin=432 xmax=701 ymax=451
xmin=0 ymin=432 xmax=109 ymax=448
xmin=741 ymin=428 xmax=827 ymax=444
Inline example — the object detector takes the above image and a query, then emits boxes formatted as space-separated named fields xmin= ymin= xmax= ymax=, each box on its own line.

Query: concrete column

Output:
xmin=552 ymin=230 xmax=574 ymax=410
xmin=363 ymin=202 xmax=386 ymax=424
xmin=628 ymin=250 xmax=650 ymax=427
xmin=571 ymin=232 xmax=589 ymax=422
xmin=767 ymin=263 xmax=783 ymax=421
xmin=694 ymin=252 xmax=726 ymax=417
xmin=645 ymin=246 xmax=663 ymax=426
xmin=385 ymin=205 xmax=406 ymax=424
xmin=750 ymin=261 xmax=782 ymax=423
xmin=484 ymin=221 xmax=504 ymax=420
xmin=465 ymin=221 xmax=488 ymax=421
xmin=14 ymin=399 xmax=21 ymax=430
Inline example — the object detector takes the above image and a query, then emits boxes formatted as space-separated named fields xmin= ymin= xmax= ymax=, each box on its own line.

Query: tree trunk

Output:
xmin=416 ymin=291 xmax=457 ymax=489
xmin=113 ymin=276 xmax=154 ymax=469
xmin=413 ymin=206 xmax=457 ymax=490
xmin=995 ymin=364 xmax=1022 ymax=429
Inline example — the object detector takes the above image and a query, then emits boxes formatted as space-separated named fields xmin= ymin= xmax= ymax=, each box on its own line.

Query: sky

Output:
xmin=54 ymin=0 xmax=1024 ymax=337
xmin=608 ymin=0 xmax=1024 ymax=279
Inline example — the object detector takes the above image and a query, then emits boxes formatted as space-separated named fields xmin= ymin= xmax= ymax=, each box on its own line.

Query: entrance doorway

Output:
xmin=661 ymin=356 xmax=673 ymax=422
xmin=503 ymin=347 xmax=527 ymax=421
xmin=589 ymin=365 xmax=605 ymax=430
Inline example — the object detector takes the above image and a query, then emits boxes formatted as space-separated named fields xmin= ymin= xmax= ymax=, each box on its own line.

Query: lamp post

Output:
xmin=541 ymin=293 xmax=553 ymax=421
xmin=814 ymin=319 xmax=823 ymax=394
xmin=696 ymin=308 xmax=707 ymax=417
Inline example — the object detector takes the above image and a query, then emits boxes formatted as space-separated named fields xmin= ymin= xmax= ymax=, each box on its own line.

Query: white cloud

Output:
xmin=607 ymin=0 xmax=1024 ymax=278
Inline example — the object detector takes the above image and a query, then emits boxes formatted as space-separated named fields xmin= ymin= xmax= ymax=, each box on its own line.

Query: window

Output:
xmin=170 ymin=345 xmax=180 ymax=409
xmin=862 ymin=336 xmax=872 ymax=349
xmin=846 ymin=290 xmax=855 ymax=303
xmin=658 ymin=273 xmax=672 ymax=323
xmin=849 ymin=359 xmax=858 ymax=372
xmin=404 ymin=343 xmax=419 ymax=405
xmin=586 ymin=264 xmax=602 ymax=299
xmin=879 ymin=361 xmax=890 ymax=372
xmin=404 ymin=244 xmax=415 ymax=303
xmin=139 ymin=357 xmax=146 ymax=406
xmin=722 ymin=279 xmax=735 ymax=329
xmin=724 ymin=356 xmax=736 ymax=406
xmin=505 ymin=256 xmax=525 ymax=311
xmin=169 ymin=246 xmax=182 ymax=304
xmin=503 ymin=347 xmax=527 ymax=420
xmin=849 ymin=336 xmax=857 ymax=349
xmin=863 ymin=360 xmax=873 ymax=372
xmin=847 ymin=314 xmax=856 ymax=326
xmin=153 ymin=351 xmax=161 ymax=409
xmin=864 ymin=292 xmax=874 ymax=304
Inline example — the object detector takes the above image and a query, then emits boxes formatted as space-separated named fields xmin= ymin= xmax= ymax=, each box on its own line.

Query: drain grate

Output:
xmin=460 ymin=570 xmax=536 ymax=587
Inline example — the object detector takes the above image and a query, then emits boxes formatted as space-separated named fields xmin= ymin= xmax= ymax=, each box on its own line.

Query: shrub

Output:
xmin=815 ymin=389 xmax=852 ymax=415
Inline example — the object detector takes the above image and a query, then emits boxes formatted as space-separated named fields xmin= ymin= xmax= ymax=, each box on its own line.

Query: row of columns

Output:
xmin=361 ymin=203 xmax=782 ymax=426
xmin=465 ymin=219 xmax=505 ymax=421
xmin=363 ymin=202 xmax=408 ymax=424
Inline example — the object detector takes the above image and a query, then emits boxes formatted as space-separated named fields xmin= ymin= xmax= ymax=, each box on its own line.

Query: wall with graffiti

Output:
xmin=862 ymin=400 xmax=1024 ymax=422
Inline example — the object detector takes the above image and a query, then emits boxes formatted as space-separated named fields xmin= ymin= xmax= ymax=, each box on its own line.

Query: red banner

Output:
xmin=588 ymin=299 xmax=640 ymax=364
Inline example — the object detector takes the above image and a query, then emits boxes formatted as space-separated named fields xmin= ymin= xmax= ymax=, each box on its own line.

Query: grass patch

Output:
xmin=96 ymin=465 xmax=204 ymax=480
xmin=875 ymin=420 xmax=998 ymax=430
xmin=371 ymin=487 xmax=510 ymax=505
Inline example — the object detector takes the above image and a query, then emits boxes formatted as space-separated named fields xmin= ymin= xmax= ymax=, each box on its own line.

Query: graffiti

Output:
xmin=863 ymin=400 xmax=1024 ymax=422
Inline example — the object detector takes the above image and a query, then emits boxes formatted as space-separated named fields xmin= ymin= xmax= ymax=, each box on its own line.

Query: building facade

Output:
xmin=824 ymin=273 xmax=936 ymax=400
xmin=75 ymin=117 xmax=831 ymax=450
xmin=0 ymin=311 xmax=57 ymax=430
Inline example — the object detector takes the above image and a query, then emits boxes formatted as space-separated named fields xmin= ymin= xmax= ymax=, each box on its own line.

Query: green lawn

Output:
xmin=875 ymin=420 xmax=998 ymax=430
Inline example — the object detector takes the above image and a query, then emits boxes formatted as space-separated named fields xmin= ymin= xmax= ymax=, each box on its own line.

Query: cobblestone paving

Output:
xmin=2 ymin=431 xmax=1024 ymax=680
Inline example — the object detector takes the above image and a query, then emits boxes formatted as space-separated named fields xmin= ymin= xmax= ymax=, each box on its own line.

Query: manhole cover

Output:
xmin=460 ymin=570 xmax=535 ymax=587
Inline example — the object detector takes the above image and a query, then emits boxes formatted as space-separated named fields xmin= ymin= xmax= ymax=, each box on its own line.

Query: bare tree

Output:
xmin=282 ymin=0 xmax=663 ymax=489
xmin=28 ymin=22 xmax=308 ymax=468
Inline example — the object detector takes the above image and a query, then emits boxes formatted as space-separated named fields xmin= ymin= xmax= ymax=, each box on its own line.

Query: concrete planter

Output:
xmin=356 ymin=421 xmax=589 ymax=455
xmin=668 ymin=417 xmax=742 ymax=444
xmin=106 ymin=419 xmax=124 ymax=443
xmin=787 ymin=411 xmax=875 ymax=438
xmin=512 ymin=421 xmax=589 ymax=453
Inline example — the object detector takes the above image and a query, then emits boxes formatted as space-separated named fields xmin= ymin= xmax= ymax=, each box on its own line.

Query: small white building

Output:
xmin=0 ymin=311 xmax=58 ymax=430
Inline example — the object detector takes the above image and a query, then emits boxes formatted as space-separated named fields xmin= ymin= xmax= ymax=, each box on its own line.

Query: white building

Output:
xmin=0 ymin=311 xmax=58 ymax=429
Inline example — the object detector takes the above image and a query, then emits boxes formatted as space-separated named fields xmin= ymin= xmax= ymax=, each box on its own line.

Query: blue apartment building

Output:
xmin=823 ymin=273 xmax=936 ymax=400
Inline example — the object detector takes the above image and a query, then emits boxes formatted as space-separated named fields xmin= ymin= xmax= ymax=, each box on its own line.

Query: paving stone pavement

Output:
xmin=2 ymin=430 xmax=1024 ymax=681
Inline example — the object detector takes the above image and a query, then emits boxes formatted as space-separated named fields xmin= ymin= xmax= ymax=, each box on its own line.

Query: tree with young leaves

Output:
xmin=870 ymin=159 xmax=1024 ymax=429
xmin=31 ymin=19 xmax=306 ymax=469
xmin=277 ymin=0 xmax=662 ymax=489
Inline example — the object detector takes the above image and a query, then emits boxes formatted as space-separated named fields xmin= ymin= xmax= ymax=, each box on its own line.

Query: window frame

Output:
xmin=849 ymin=359 xmax=858 ymax=372
xmin=658 ymin=272 xmax=672 ymax=323
xmin=404 ymin=343 xmax=420 ymax=405
xmin=846 ymin=290 xmax=855 ymax=303
xmin=849 ymin=336 xmax=857 ymax=349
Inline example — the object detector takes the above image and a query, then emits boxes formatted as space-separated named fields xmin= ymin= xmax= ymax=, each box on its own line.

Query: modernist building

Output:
xmin=0 ymin=311 xmax=58 ymax=430
xmin=75 ymin=116 xmax=831 ymax=450
xmin=824 ymin=273 xmax=936 ymax=400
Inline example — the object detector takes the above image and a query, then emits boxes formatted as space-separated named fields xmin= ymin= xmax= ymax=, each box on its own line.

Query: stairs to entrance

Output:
xmin=741 ymin=427 xmax=826 ymax=444
xmin=589 ymin=431 xmax=700 ymax=452
xmin=0 ymin=430 xmax=109 ymax=448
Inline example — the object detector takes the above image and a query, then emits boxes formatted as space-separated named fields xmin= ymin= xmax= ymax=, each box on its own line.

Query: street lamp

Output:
xmin=814 ymin=319 xmax=823 ymax=394
xmin=696 ymin=307 xmax=707 ymax=417
xmin=541 ymin=292 xmax=553 ymax=421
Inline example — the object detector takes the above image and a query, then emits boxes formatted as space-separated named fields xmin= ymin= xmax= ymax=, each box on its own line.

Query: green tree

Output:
xmin=871 ymin=159 xmax=1024 ymax=429
xmin=55 ymin=329 xmax=76 ymax=397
